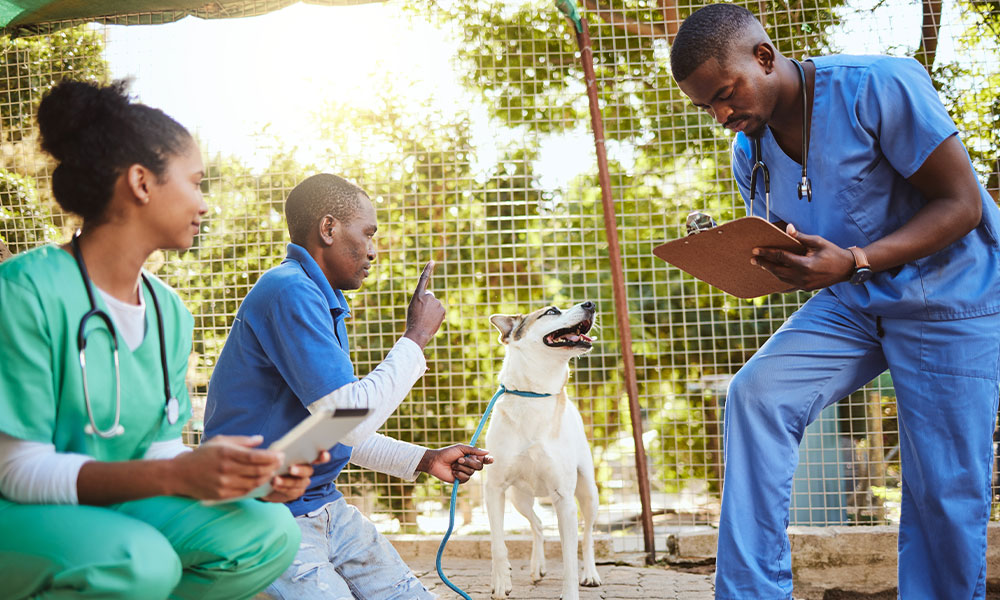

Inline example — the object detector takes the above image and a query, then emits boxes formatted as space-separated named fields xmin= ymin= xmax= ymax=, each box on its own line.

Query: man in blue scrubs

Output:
xmin=670 ymin=5 xmax=1000 ymax=599
xmin=205 ymin=173 xmax=491 ymax=599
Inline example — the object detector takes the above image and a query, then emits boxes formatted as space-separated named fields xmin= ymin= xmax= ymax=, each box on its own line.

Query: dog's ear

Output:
xmin=489 ymin=314 xmax=518 ymax=345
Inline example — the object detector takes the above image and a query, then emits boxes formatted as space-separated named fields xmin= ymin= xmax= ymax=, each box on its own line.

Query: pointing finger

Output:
xmin=414 ymin=261 xmax=435 ymax=296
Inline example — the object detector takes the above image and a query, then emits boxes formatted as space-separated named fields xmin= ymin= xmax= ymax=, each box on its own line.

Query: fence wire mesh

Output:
xmin=1 ymin=0 xmax=998 ymax=554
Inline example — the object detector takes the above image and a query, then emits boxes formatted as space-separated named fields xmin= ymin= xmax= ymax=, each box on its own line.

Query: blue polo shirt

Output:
xmin=205 ymin=243 xmax=356 ymax=516
xmin=732 ymin=55 xmax=1000 ymax=319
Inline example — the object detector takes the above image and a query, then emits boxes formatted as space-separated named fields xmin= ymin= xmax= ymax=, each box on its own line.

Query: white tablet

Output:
xmin=204 ymin=407 xmax=370 ymax=504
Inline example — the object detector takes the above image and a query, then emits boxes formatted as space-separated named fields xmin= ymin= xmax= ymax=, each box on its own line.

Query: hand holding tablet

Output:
xmin=203 ymin=407 xmax=370 ymax=504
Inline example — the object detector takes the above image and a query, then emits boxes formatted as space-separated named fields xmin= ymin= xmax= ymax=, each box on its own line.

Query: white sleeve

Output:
xmin=348 ymin=432 xmax=426 ymax=481
xmin=143 ymin=437 xmax=191 ymax=460
xmin=307 ymin=336 xmax=426 ymax=447
xmin=0 ymin=432 xmax=93 ymax=504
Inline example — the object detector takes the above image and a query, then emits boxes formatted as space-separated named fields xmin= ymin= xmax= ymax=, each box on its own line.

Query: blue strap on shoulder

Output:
xmin=435 ymin=384 xmax=552 ymax=599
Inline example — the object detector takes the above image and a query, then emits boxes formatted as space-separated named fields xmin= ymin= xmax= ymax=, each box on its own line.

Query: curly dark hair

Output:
xmin=285 ymin=173 xmax=369 ymax=246
xmin=670 ymin=4 xmax=764 ymax=83
xmin=36 ymin=80 xmax=192 ymax=222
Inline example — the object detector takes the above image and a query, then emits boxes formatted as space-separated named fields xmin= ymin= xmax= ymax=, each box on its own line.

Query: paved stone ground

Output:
xmin=412 ymin=557 xmax=715 ymax=599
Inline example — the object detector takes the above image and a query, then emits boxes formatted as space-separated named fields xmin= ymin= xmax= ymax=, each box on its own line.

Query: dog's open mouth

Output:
xmin=544 ymin=319 xmax=593 ymax=348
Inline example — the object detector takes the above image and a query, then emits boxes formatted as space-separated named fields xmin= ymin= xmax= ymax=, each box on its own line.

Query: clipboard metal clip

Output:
xmin=686 ymin=211 xmax=718 ymax=236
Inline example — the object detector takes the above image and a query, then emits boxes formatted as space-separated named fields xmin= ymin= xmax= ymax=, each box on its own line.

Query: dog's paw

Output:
xmin=559 ymin=588 xmax=579 ymax=600
xmin=529 ymin=556 xmax=546 ymax=582
xmin=490 ymin=568 xmax=512 ymax=599
xmin=580 ymin=570 xmax=602 ymax=587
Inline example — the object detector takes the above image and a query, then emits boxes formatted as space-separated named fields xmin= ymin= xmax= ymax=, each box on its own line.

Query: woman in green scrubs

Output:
xmin=0 ymin=81 xmax=313 ymax=599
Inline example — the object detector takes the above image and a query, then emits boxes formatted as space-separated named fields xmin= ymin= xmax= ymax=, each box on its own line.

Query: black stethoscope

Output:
xmin=748 ymin=58 xmax=813 ymax=220
xmin=71 ymin=233 xmax=179 ymax=438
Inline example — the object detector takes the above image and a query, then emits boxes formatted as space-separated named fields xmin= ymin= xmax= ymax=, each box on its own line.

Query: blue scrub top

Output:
xmin=733 ymin=55 xmax=1000 ymax=319
xmin=205 ymin=243 xmax=356 ymax=516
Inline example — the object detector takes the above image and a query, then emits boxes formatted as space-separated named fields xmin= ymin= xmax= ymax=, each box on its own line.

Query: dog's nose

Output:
xmin=582 ymin=301 xmax=596 ymax=311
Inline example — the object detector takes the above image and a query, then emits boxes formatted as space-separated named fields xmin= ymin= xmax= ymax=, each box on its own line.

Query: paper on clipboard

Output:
xmin=203 ymin=407 xmax=369 ymax=505
xmin=653 ymin=216 xmax=805 ymax=299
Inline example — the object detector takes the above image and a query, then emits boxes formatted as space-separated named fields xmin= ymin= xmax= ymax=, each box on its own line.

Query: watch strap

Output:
xmin=847 ymin=246 xmax=870 ymax=270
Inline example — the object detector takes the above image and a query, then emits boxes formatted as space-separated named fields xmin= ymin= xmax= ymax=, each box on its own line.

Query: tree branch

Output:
xmin=581 ymin=0 xmax=667 ymax=38
xmin=659 ymin=0 xmax=680 ymax=44
xmin=915 ymin=0 xmax=942 ymax=71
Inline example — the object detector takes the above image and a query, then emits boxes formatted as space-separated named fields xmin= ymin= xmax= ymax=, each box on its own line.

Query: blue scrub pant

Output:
xmin=715 ymin=290 xmax=1000 ymax=600
xmin=0 ymin=495 xmax=300 ymax=600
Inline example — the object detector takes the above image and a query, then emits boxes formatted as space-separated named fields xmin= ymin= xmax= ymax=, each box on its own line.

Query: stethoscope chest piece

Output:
xmin=798 ymin=176 xmax=813 ymax=202
xmin=166 ymin=396 xmax=180 ymax=426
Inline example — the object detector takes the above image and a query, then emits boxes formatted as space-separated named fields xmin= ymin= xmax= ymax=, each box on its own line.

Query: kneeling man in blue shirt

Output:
xmin=205 ymin=173 xmax=491 ymax=599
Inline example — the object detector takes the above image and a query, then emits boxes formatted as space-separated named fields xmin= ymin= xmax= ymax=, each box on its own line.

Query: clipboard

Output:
xmin=203 ymin=407 xmax=370 ymax=504
xmin=653 ymin=216 xmax=805 ymax=298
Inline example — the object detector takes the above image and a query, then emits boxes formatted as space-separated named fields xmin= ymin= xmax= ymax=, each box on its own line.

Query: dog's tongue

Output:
xmin=580 ymin=334 xmax=592 ymax=342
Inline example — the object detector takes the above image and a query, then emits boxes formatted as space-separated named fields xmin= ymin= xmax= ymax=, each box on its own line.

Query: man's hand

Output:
xmin=404 ymin=261 xmax=446 ymax=348
xmin=417 ymin=444 xmax=493 ymax=484
xmin=751 ymin=223 xmax=855 ymax=291
xmin=261 ymin=450 xmax=331 ymax=503
xmin=168 ymin=435 xmax=283 ymax=501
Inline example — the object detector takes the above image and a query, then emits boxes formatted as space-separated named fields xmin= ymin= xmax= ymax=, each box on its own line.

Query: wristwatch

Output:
xmin=847 ymin=246 xmax=873 ymax=285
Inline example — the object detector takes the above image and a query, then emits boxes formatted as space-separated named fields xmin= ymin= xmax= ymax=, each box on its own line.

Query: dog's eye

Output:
xmin=544 ymin=307 xmax=561 ymax=316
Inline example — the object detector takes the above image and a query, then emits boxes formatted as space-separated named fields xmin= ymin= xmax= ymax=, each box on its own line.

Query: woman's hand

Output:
xmin=168 ymin=435 xmax=283 ymax=501
xmin=261 ymin=450 xmax=331 ymax=503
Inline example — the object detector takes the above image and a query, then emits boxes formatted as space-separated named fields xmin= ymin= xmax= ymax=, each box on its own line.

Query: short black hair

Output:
xmin=285 ymin=173 xmax=369 ymax=246
xmin=36 ymin=80 xmax=192 ymax=222
xmin=670 ymin=4 xmax=764 ymax=83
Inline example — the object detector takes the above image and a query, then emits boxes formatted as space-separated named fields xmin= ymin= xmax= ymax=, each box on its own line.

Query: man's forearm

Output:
xmin=864 ymin=135 xmax=984 ymax=272
xmin=863 ymin=195 xmax=980 ymax=273
xmin=348 ymin=433 xmax=425 ymax=480
xmin=308 ymin=336 xmax=427 ymax=446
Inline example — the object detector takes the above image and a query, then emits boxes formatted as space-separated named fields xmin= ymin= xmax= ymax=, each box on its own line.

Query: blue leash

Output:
xmin=435 ymin=384 xmax=552 ymax=599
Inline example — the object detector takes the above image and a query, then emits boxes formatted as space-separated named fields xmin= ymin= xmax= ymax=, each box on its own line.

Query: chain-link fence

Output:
xmin=2 ymin=0 xmax=998 ymax=554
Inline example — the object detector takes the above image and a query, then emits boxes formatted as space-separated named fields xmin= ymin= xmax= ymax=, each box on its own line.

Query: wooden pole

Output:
xmin=575 ymin=16 xmax=656 ymax=562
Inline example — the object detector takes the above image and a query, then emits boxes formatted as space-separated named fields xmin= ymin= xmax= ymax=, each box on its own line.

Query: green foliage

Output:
xmin=1 ymin=26 xmax=110 ymax=141
xmin=932 ymin=2 xmax=1000 ymax=194
xmin=0 ymin=168 xmax=59 ymax=253
xmin=422 ymin=0 xmax=842 ymax=167
xmin=0 ymin=26 xmax=109 ymax=254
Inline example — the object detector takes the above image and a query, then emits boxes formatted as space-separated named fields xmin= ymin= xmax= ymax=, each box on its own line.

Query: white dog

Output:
xmin=485 ymin=301 xmax=602 ymax=600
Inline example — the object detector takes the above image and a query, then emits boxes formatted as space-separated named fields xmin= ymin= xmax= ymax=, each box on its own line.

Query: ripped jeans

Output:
xmin=259 ymin=498 xmax=435 ymax=600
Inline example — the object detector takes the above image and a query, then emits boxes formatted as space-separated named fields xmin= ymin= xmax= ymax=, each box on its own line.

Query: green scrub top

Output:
xmin=0 ymin=245 xmax=192 ymax=461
